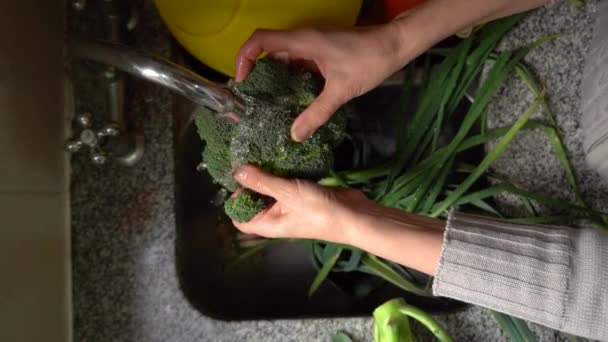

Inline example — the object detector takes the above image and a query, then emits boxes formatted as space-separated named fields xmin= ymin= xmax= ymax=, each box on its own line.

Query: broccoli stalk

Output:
xmin=195 ymin=58 xmax=350 ymax=221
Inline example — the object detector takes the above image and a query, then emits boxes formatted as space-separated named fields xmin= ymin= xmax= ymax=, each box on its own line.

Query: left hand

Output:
xmin=234 ymin=25 xmax=410 ymax=142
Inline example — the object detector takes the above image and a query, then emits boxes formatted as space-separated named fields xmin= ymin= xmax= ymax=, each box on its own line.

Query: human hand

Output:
xmin=231 ymin=164 xmax=373 ymax=244
xmin=235 ymin=24 xmax=412 ymax=142
xmin=231 ymin=164 xmax=445 ymax=275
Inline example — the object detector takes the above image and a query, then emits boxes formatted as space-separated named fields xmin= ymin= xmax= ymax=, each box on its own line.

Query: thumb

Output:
xmin=291 ymin=82 xmax=346 ymax=142
xmin=234 ymin=165 xmax=294 ymax=201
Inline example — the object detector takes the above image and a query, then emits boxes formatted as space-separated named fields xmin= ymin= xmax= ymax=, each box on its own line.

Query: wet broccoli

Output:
xmin=224 ymin=190 xmax=267 ymax=223
xmin=195 ymin=109 xmax=238 ymax=191
xmin=194 ymin=57 xmax=351 ymax=221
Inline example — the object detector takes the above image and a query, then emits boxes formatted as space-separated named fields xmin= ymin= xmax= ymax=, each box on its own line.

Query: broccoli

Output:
xmin=224 ymin=190 xmax=267 ymax=223
xmin=195 ymin=110 xmax=238 ymax=191
xmin=194 ymin=57 xmax=351 ymax=221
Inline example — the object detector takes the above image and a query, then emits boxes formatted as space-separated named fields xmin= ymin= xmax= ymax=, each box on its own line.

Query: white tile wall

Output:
xmin=0 ymin=1 xmax=71 ymax=341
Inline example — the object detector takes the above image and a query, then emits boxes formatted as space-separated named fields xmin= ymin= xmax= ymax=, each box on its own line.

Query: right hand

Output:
xmin=231 ymin=164 xmax=373 ymax=244
xmin=231 ymin=164 xmax=446 ymax=276
xmin=235 ymin=24 xmax=413 ymax=141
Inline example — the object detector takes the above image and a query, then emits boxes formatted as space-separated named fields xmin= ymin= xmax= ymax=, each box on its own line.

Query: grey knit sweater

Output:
xmin=433 ymin=211 xmax=608 ymax=341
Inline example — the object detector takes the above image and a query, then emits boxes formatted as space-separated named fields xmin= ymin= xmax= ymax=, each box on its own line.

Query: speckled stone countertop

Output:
xmin=71 ymin=1 xmax=602 ymax=341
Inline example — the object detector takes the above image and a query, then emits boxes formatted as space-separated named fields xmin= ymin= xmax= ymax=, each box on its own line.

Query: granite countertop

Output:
xmin=71 ymin=1 xmax=603 ymax=341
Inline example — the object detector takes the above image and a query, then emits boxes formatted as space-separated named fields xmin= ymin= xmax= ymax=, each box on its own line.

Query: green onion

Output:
xmin=492 ymin=311 xmax=536 ymax=342
xmin=431 ymin=94 xmax=543 ymax=217
xmin=358 ymin=253 xmax=431 ymax=297
xmin=308 ymin=245 xmax=343 ymax=297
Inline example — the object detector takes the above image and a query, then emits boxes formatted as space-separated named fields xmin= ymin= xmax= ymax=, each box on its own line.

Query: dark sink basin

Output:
xmin=173 ymin=58 xmax=474 ymax=320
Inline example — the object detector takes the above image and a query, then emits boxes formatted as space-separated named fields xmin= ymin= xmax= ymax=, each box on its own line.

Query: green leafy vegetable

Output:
xmin=332 ymin=331 xmax=354 ymax=342
xmin=373 ymin=298 xmax=452 ymax=342
xmin=492 ymin=311 xmax=536 ymax=342
xmin=359 ymin=254 xmax=431 ymax=297
xmin=227 ymin=238 xmax=285 ymax=269
xmin=430 ymin=93 xmax=543 ymax=217
xmin=308 ymin=245 xmax=343 ymax=297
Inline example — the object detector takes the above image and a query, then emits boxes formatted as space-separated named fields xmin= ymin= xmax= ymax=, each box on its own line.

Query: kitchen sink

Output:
xmin=172 ymin=52 xmax=474 ymax=320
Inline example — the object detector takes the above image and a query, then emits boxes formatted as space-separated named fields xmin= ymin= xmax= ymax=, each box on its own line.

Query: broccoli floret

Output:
xmin=224 ymin=190 xmax=267 ymax=223
xmin=231 ymin=58 xmax=322 ymax=108
xmin=194 ymin=110 xmax=238 ymax=191
xmin=195 ymin=57 xmax=351 ymax=221
xmin=229 ymin=104 xmax=338 ymax=179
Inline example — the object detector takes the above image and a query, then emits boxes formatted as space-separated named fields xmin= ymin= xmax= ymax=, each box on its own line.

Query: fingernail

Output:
xmin=234 ymin=167 xmax=248 ymax=182
xmin=270 ymin=51 xmax=289 ymax=63
xmin=235 ymin=63 xmax=244 ymax=82
xmin=224 ymin=112 xmax=240 ymax=123
xmin=291 ymin=124 xmax=312 ymax=142
xmin=234 ymin=165 xmax=249 ymax=183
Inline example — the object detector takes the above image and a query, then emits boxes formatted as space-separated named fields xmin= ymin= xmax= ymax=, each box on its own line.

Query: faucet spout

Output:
xmin=68 ymin=39 xmax=248 ymax=115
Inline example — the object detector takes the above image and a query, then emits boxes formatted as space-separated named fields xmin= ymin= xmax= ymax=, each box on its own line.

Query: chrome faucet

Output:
xmin=67 ymin=40 xmax=247 ymax=115
xmin=66 ymin=0 xmax=246 ymax=166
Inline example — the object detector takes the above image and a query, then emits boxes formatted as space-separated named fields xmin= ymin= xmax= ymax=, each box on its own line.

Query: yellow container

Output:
xmin=155 ymin=0 xmax=362 ymax=76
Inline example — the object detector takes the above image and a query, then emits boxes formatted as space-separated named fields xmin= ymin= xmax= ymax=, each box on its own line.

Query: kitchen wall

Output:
xmin=0 ymin=2 xmax=70 ymax=341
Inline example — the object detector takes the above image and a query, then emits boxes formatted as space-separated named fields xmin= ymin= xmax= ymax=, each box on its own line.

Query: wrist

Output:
xmin=340 ymin=202 xmax=402 ymax=248
xmin=381 ymin=19 xmax=422 ymax=70
xmin=346 ymin=203 xmax=447 ymax=275
xmin=385 ymin=8 xmax=440 ymax=66
xmin=334 ymin=206 xmax=370 ymax=247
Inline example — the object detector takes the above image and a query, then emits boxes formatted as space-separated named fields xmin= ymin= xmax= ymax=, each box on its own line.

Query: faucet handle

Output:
xmin=65 ymin=112 xmax=121 ymax=165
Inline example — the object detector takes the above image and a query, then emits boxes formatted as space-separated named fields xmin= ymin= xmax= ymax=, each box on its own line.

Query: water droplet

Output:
xmin=212 ymin=188 xmax=228 ymax=207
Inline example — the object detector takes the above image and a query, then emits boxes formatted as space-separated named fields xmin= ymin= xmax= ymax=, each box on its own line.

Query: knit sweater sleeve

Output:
xmin=432 ymin=211 xmax=608 ymax=341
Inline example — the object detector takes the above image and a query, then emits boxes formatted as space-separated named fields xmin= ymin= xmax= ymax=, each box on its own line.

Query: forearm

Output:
xmin=347 ymin=204 xmax=445 ymax=276
xmin=348 ymin=208 xmax=608 ymax=340
xmin=388 ymin=0 xmax=548 ymax=64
